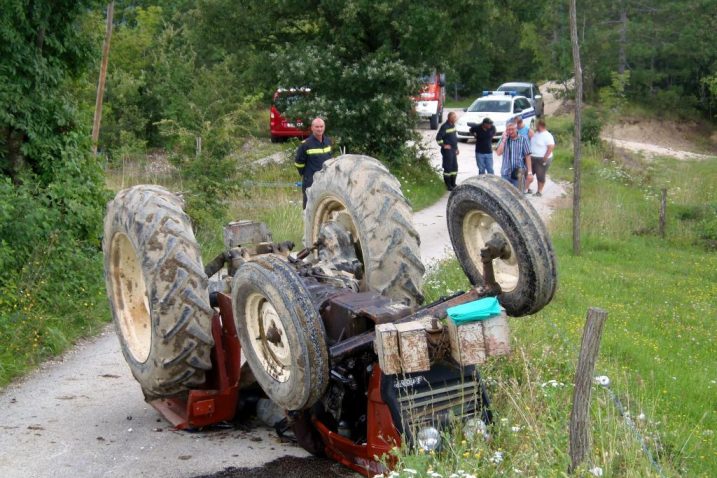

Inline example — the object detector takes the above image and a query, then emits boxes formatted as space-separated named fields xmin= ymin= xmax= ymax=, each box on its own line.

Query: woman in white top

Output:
xmin=529 ymin=119 xmax=555 ymax=197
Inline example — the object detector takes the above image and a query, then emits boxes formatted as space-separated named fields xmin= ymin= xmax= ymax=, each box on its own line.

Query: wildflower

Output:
xmin=511 ymin=426 xmax=521 ymax=433
xmin=404 ymin=469 xmax=417 ymax=475
xmin=594 ymin=375 xmax=610 ymax=386
xmin=589 ymin=466 xmax=604 ymax=477
xmin=490 ymin=451 xmax=504 ymax=464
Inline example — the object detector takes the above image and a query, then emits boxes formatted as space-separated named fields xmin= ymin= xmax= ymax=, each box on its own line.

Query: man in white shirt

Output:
xmin=529 ymin=119 xmax=555 ymax=197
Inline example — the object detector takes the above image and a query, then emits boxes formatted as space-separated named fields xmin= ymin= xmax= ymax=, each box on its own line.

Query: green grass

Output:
xmin=445 ymin=97 xmax=477 ymax=109
xmin=394 ymin=136 xmax=717 ymax=476
xmin=390 ymin=160 xmax=445 ymax=211
xmin=0 ymin=242 xmax=109 ymax=387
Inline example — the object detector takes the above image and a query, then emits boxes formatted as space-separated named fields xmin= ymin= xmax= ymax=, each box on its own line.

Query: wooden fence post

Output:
xmin=569 ymin=307 xmax=608 ymax=474
xmin=659 ymin=188 xmax=667 ymax=238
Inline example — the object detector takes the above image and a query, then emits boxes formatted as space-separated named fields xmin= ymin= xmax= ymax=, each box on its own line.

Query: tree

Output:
xmin=570 ymin=0 xmax=583 ymax=256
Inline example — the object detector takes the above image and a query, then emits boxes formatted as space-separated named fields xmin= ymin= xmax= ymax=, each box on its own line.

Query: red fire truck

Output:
xmin=413 ymin=71 xmax=446 ymax=130
xmin=269 ymin=88 xmax=311 ymax=143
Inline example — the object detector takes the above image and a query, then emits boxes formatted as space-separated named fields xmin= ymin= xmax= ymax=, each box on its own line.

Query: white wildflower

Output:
xmin=594 ymin=375 xmax=610 ymax=386
xmin=490 ymin=451 xmax=504 ymax=464
xmin=404 ymin=469 xmax=417 ymax=475
xmin=589 ymin=466 xmax=604 ymax=476
xmin=637 ymin=412 xmax=646 ymax=421
xmin=511 ymin=426 xmax=522 ymax=433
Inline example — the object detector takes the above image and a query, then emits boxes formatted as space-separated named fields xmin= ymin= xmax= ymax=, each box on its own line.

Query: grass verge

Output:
xmin=393 ymin=132 xmax=716 ymax=476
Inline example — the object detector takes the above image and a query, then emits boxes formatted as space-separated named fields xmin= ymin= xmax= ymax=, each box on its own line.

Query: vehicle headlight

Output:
xmin=463 ymin=417 xmax=489 ymax=441
xmin=417 ymin=426 xmax=441 ymax=452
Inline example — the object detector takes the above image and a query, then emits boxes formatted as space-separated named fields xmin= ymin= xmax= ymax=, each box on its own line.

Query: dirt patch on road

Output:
xmin=193 ymin=456 xmax=360 ymax=478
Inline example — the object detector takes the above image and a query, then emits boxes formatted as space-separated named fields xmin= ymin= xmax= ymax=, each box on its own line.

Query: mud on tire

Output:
xmin=232 ymin=255 xmax=328 ymax=411
xmin=103 ymin=185 xmax=214 ymax=399
xmin=447 ymin=175 xmax=557 ymax=316
xmin=304 ymin=154 xmax=425 ymax=308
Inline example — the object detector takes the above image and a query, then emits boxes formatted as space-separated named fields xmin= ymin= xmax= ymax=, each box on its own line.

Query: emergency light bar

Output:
xmin=482 ymin=90 xmax=517 ymax=97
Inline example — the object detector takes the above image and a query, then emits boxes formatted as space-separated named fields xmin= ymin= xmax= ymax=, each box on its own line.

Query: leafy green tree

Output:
xmin=0 ymin=0 xmax=110 ymax=381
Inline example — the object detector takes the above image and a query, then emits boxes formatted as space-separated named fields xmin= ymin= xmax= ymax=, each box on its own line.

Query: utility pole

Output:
xmin=92 ymin=2 xmax=114 ymax=155
xmin=569 ymin=0 xmax=583 ymax=256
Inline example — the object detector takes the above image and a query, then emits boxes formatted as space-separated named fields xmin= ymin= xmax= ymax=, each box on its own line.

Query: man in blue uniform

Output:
xmin=295 ymin=117 xmax=332 ymax=208
xmin=436 ymin=111 xmax=460 ymax=191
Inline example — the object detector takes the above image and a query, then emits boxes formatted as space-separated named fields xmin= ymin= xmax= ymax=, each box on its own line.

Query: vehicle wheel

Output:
xmin=429 ymin=114 xmax=439 ymax=130
xmin=232 ymin=255 xmax=328 ymax=411
xmin=103 ymin=185 xmax=214 ymax=399
xmin=447 ymin=176 xmax=557 ymax=316
xmin=304 ymin=154 xmax=424 ymax=308
xmin=270 ymin=135 xmax=282 ymax=143
xmin=439 ymin=109 xmax=444 ymax=123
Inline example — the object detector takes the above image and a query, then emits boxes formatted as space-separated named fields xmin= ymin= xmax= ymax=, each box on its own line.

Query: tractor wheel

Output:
xmin=447 ymin=175 xmax=557 ymax=316
xmin=232 ymin=255 xmax=328 ymax=411
xmin=304 ymin=155 xmax=425 ymax=308
xmin=103 ymin=185 xmax=214 ymax=399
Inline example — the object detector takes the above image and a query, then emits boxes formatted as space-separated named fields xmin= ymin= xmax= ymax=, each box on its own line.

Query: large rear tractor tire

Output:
xmin=304 ymin=155 xmax=425 ymax=308
xmin=232 ymin=255 xmax=329 ymax=411
xmin=447 ymin=176 xmax=557 ymax=316
xmin=103 ymin=185 xmax=214 ymax=399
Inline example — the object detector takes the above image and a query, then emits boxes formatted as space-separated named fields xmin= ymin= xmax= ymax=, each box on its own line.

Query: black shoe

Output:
xmin=535 ymin=191 xmax=542 ymax=197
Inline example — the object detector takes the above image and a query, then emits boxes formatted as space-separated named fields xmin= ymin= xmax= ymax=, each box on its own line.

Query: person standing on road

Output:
xmin=295 ymin=117 xmax=332 ymax=208
xmin=496 ymin=121 xmax=533 ymax=191
xmin=469 ymin=118 xmax=496 ymax=175
xmin=436 ymin=111 xmax=460 ymax=191
xmin=516 ymin=117 xmax=534 ymax=140
xmin=529 ymin=119 xmax=555 ymax=197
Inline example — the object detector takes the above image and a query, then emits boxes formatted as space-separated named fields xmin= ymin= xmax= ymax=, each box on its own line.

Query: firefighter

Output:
xmin=436 ymin=111 xmax=460 ymax=191
xmin=295 ymin=117 xmax=333 ymax=208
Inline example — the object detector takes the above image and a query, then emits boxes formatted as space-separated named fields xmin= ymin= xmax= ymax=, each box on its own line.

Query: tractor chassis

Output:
xmin=146 ymin=236 xmax=507 ymax=474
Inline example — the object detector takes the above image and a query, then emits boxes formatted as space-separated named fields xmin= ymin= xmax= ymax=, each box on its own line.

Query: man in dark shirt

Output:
xmin=295 ymin=117 xmax=332 ymax=208
xmin=436 ymin=112 xmax=460 ymax=191
xmin=469 ymin=117 xmax=496 ymax=175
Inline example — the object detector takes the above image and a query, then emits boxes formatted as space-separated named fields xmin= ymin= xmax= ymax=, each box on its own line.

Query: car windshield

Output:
xmin=467 ymin=99 xmax=512 ymax=113
xmin=273 ymin=93 xmax=307 ymax=113
xmin=419 ymin=72 xmax=435 ymax=84
xmin=498 ymin=85 xmax=532 ymax=97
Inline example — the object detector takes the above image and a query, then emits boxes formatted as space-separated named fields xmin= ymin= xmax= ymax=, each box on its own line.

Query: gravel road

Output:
xmin=0 ymin=110 xmax=566 ymax=478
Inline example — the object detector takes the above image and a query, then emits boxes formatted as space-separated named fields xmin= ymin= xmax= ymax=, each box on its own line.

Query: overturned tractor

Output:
xmin=103 ymin=154 xmax=556 ymax=476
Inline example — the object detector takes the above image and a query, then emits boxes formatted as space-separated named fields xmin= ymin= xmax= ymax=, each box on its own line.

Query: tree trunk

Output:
xmin=570 ymin=0 xmax=583 ymax=256
xmin=92 ymin=2 xmax=115 ymax=155
xmin=618 ymin=1 xmax=628 ymax=74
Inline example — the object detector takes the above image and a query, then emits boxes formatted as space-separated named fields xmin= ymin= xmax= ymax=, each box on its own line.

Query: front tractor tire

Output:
xmin=232 ymin=255 xmax=329 ymax=411
xmin=103 ymin=185 xmax=214 ymax=399
xmin=304 ymin=155 xmax=425 ymax=309
xmin=447 ymin=176 xmax=557 ymax=316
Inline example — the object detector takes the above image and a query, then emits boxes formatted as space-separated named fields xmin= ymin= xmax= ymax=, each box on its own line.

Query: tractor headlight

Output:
xmin=464 ymin=417 xmax=489 ymax=441
xmin=417 ymin=426 xmax=441 ymax=452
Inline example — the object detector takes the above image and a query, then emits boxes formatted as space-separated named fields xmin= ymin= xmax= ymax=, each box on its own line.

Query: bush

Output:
xmin=581 ymin=108 xmax=603 ymax=145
